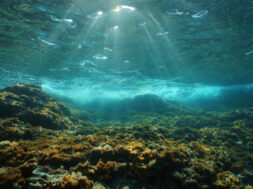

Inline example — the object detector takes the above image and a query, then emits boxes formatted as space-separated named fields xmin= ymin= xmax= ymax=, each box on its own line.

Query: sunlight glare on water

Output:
xmin=1 ymin=1 xmax=253 ymax=188
xmin=0 ymin=0 xmax=253 ymax=106
xmin=87 ymin=11 xmax=107 ymax=19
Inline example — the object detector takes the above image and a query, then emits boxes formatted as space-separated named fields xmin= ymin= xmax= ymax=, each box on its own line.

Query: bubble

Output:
xmin=87 ymin=11 xmax=107 ymax=19
xmin=93 ymin=54 xmax=108 ymax=60
xmin=167 ymin=9 xmax=183 ymax=15
xmin=192 ymin=10 xmax=208 ymax=18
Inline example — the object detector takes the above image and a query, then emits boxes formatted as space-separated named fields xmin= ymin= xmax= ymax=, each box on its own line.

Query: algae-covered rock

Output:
xmin=0 ymin=83 xmax=74 ymax=130
xmin=0 ymin=83 xmax=253 ymax=188
xmin=1 ymin=124 xmax=252 ymax=189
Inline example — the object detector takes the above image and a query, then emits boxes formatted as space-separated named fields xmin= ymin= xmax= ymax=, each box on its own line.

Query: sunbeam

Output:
xmin=1 ymin=1 xmax=253 ymax=187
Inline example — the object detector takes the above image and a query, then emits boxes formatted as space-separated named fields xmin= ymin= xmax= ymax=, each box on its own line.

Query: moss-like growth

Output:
xmin=0 ymin=83 xmax=253 ymax=188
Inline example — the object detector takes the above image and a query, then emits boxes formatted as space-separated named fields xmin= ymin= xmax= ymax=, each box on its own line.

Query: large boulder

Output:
xmin=0 ymin=83 xmax=75 ymax=130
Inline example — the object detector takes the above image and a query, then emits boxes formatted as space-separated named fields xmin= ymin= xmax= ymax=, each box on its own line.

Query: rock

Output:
xmin=0 ymin=83 xmax=74 ymax=130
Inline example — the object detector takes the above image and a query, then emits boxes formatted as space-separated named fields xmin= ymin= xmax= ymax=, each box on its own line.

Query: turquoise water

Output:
xmin=1 ymin=0 xmax=253 ymax=109
xmin=1 ymin=2 xmax=253 ymax=188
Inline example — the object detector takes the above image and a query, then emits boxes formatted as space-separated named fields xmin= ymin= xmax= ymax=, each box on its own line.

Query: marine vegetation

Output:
xmin=0 ymin=83 xmax=253 ymax=188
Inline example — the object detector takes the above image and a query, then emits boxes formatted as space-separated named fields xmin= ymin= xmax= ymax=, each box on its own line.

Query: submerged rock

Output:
xmin=0 ymin=124 xmax=253 ymax=188
xmin=0 ymin=83 xmax=74 ymax=130
xmin=0 ymin=83 xmax=253 ymax=188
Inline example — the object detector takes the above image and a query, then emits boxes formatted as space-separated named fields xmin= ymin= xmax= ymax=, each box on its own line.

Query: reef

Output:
xmin=0 ymin=83 xmax=253 ymax=189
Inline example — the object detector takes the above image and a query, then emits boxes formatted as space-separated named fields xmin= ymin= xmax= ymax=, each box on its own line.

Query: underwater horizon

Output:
xmin=1 ymin=0 xmax=253 ymax=188
xmin=1 ymin=0 xmax=253 ymax=109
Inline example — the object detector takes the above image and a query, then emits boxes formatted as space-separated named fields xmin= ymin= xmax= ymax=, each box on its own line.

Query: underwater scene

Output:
xmin=1 ymin=0 xmax=253 ymax=188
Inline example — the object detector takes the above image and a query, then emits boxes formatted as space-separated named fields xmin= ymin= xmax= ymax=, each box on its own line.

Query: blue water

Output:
xmin=1 ymin=0 xmax=253 ymax=109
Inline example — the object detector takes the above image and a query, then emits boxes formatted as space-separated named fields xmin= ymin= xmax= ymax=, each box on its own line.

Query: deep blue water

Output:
xmin=1 ymin=0 xmax=253 ymax=109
